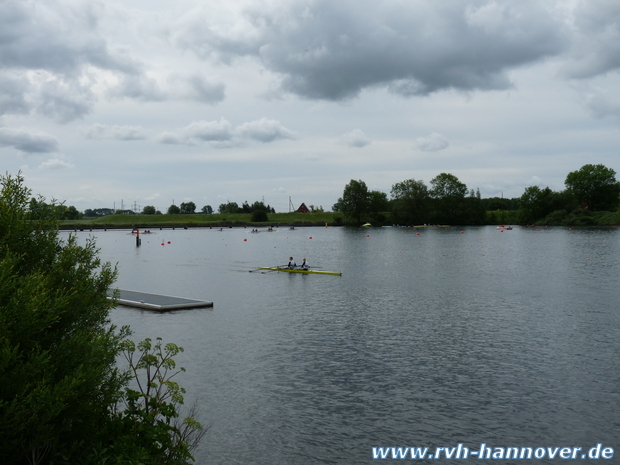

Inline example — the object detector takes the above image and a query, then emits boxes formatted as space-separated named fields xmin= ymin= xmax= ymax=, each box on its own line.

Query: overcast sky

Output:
xmin=2 ymin=0 xmax=620 ymax=213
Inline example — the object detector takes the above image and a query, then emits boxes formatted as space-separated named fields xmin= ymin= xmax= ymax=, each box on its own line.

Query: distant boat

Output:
xmin=362 ymin=223 xmax=371 ymax=227
xmin=497 ymin=225 xmax=513 ymax=230
xmin=258 ymin=267 xmax=342 ymax=276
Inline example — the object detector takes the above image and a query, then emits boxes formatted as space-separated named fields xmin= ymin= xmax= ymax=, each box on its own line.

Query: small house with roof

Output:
xmin=296 ymin=203 xmax=310 ymax=213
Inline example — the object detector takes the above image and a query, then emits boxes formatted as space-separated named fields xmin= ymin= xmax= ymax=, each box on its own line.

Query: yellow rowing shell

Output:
xmin=258 ymin=267 xmax=342 ymax=276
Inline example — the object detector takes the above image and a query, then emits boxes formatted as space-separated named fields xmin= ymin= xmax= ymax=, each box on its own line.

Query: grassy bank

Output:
xmin=61 ymin=209 xmax=620 ymax=230
xmin=60 ymin=211 xmax=343 ymax=229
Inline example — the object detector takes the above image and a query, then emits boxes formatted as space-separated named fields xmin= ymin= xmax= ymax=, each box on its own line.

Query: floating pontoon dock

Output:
xmin=110 ymin=289 xmax=213 ymax=311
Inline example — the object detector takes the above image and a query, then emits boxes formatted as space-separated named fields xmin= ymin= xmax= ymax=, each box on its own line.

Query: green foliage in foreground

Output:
xmin=0 ymin=173 xmax=204 ymax=464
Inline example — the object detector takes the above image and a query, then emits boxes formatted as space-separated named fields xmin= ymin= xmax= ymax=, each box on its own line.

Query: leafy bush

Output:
xmin=251 ymin=210 xmax=269 ymax=222
xmin=0 ymin=174 xmax=205 ymax=464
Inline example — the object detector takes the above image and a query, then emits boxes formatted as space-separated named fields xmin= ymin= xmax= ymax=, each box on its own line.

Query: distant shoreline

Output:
xmin=59 ymin=222 xmax=336 ymax=231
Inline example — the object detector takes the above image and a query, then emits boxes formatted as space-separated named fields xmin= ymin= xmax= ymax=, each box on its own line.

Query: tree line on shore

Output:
xmin=57 ymin=164 xmax=620 ymax=226
xmin=333 ymin=164 xmax=620 ymax=226
xmin=82 ymin=200 xmax=277 ymax=221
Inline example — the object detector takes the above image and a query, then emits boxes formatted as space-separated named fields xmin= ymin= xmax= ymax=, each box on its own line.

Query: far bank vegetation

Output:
xmin=60 ymin=164 xmax=620 ymax=228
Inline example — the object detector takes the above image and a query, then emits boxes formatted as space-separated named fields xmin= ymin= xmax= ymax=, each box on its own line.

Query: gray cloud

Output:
xmin=414 ymin=132 xmax=449 ymax=152
xmin=173 ymin=0 xmax=567 ymax=100
xmin=563 ymin=0 xmax=620 ymax=79
xmin=183 ymin=75 xmax=226 ymax=104
xmin=35 ymin=77 xmax=96 ymax=123
xmin=235 ymin=118 xmax=298 ymax=142
xmin=155 ymin=118 xmax=233 ymax=146
xmin=576 ymin=85 xmax=620 ymax=122
xmin=339 ymin=129 xmax=371 ymax=147
xmin=0 ymin=1 xmax=136 ymax=74
xmin=157 ymin=118 xmax=296 ymax=146
xmin=186 ymin=118 xmax=234 ymax=142
xmin=156 ymin=131 xmax=188 ymax=145
xmin=0 ymin=127 xmax=60 ymax=153
xmin=0 ymin=74 xmax=30 ymax=115
xmin=0 ymin=1 xmax=150 ymax=120
xmin=83 ymin=124 xmax=148 ymax=140
xmin=108 ymin=75 xmax=167 ymax=102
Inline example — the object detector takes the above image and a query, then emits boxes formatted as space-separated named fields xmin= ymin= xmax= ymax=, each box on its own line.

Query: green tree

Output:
xmin=84 ymin=208 xmax=115 ymax=217
xmin=430 ymin=172 xmax=468 ymax=199
xmin=180 ymin=201 xmax=196 ymax=214
xmin=429 ymin=173 xmax=468 ymax=223
xmin=390 ymin=179 xmax=430 ymax=225
xmin=0 ymin=174 xmax=206 ymax=464
xmin=0 ymin=173 xmax=125 ymax=463
xmin=251 ymin=201 xmax=268 ymax=212
xmin=201 ymin=205 xmax=213 ymax=214
xmin=462 ymin=187 xmax=488 ymax=225
xmin=565 ymin=164 xmax=620 ymax=211
xmin=168 ymin=204 xmax=181 ymax=214
xmin=516 ymin=186 xmax=570 ymax=224
xmin=142 ymin=205 xmax=157 ymax=215
xmin=241 ymin=201 xmax=252 ymax=213
xmin=368 ymin=190 xmax=389 ymax=225
xmin=487 ymin=197 xmax=507 ymax=211
xmin=218 ymin=202 xmax=241 ymax=214
xmin=250 ymin=201 xmax=269 ymax=222
xmin=336 ymin=179 xmax=370 ymax=225
xmin=62 ymin=205 xmax=82 ymax=220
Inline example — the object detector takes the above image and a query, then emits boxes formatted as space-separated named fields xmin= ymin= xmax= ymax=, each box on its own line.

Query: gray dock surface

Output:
xmin=110 ymin=289 xmax=213 ymax=311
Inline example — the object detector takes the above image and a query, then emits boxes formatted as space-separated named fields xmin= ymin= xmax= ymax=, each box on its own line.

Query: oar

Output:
xmin=249 ymin=265 xmax=287 ymax=273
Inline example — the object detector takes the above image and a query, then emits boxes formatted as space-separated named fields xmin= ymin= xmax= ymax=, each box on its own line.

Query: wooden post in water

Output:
xmin=135 ymin=228 xmax=141 ymax=247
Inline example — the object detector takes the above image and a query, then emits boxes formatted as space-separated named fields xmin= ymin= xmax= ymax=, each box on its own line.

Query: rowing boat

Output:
xmin=258 ymin=267 xmax=342 ymax=276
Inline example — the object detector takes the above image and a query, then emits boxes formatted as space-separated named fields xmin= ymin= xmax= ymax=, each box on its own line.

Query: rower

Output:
xmin=287 ymin=257 xmax=296 ymax=269
xmin=300 ymin=258 xmax=309 ymax=270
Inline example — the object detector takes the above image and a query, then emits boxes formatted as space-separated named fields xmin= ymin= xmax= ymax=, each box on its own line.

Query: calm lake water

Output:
xmin=68 ymin=225 xmax=620 ymax=464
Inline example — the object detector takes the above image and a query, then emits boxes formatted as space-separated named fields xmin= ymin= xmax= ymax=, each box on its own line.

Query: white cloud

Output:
xmin=339 ymin=129 xmax=371 ymax=147
xmin=186 ymin=118 xmax=234 ymax=142
xmin=234 ymin=118 xmax=298 ymax=142
xmin=38 ymin=158 xmax=75 ymax=170
xmin=156 ymin=118 xmax=297 ymax=146
xmin=83 ymin=124 xmax=148 ymax=140
xmin=156 ymin=131 xmax=189 ymax=145
xmin=413 ymin=132 xmax=449 ymax=152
